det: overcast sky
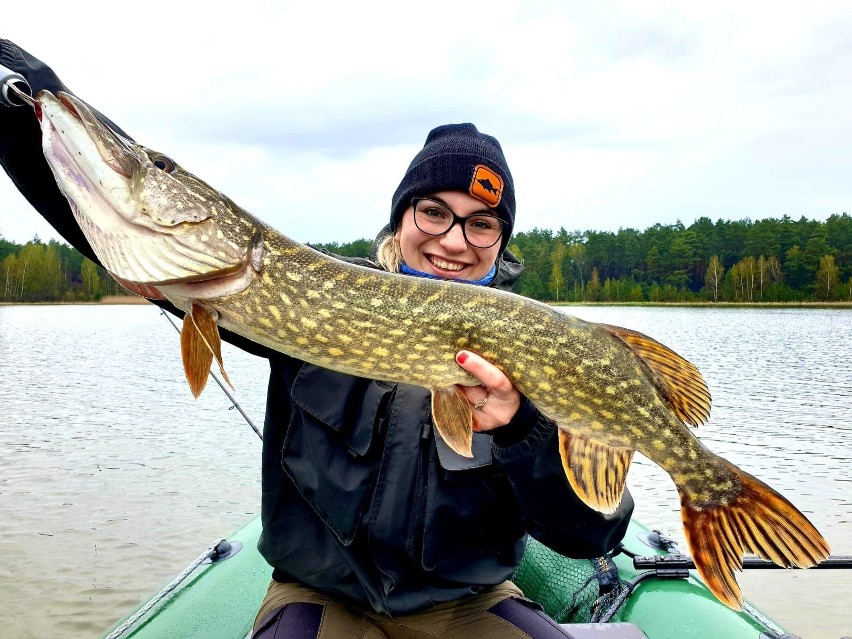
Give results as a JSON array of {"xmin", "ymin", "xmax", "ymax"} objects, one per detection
[{"xmin": 2, "ymin": 0, "xmax": 851, "ymax": 247}]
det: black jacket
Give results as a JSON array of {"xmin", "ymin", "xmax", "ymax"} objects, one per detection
[{"xmin": 0, "ymin": 40, "xmax": 633, "ymax": 616}]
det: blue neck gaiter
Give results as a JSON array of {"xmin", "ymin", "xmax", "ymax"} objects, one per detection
[{"xmin": 400, "ymin": 262, "xmax": 498, "ymax": 286}]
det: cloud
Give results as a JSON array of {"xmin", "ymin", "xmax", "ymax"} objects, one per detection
[{"xmin": 2, "ymin": 0, "xmax": 851, "ymax": 246}]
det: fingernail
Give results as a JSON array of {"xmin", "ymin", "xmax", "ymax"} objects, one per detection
[{"xmin": 456, "ymin": 352, "xmax": 468, "ymax": 365}]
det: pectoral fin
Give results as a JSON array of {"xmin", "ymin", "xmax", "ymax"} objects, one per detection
[
  {"xmin": 111, "ymin": 274, "xmax": 166, "ymax": 301},
  {"xmin": 431, "ymin": 386, "xmax": 474, "ymax": 458},
  {"xmin": 558, "ymin": 429, "xmax": 633, "ymax": 514},
  {"xmin": 181, "ymin": 310, "xmax": 213, "ymax": 397},
  {"xmin": 180, "ymin": 303, "xmax": 233, "ymax": 397},
  {"xmin": 599, "ymin": 323, "xmax": 712, "ymax": 426}
]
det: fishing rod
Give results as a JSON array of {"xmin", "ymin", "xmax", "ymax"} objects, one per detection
[
  {"xmin": 0, "ymin": 63, "xmax": 33, "ymax": 107},
  {"xmin": 159, "ymin": 309, "xmax": 263, "ymax": 441}
]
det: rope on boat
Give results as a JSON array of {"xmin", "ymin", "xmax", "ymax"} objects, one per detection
[
  {"xmin": 741, "ymin": 602, "xmax": 786, "ymax": 637},
  {"xmin": 103, "ymin": 539, "xmax": 227, "ymax": 639}
]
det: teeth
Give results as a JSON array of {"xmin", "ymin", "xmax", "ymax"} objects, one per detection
[{"xmin": 430, "ymin": 257, "xmax": 465, "ymax": 272}]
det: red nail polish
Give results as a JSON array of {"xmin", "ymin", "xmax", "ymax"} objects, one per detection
[{"xmin": 456, "ymin": 352, "xmax": 468, "ymax": 365}]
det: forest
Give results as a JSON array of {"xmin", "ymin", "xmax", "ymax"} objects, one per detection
[
  {"xmin": 0, "ymin": 237, "xmax": 123, "ymax": 302},
  {"xmin": 2, "ymin": 213, "xmax": 851, "ymax": 304},
  {"xmin": 319, "ymin": 213, "xmax": 852, "ymax": 303}
]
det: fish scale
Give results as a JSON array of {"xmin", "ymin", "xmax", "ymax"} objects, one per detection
[{"xmin": 33, "ymin": 88, "xmax": 830, "ymax": 612}]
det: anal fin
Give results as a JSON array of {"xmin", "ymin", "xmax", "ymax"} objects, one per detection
[
  {"xmin": 558, "ymin": 429, "xmax": 634, "ymax": 514},
  {"xmin": 431, "ymin": 386, "xmax": 474, "ymax": 458}
]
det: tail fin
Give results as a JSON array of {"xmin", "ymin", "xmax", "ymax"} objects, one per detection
[{"xmin": 680, "ymin": 461, "xmax": 830, "ymax": 610}]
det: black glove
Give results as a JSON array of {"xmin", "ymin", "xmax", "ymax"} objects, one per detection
[
  {"xmin": 0, "ymin": 39, "xmax": 105, "ymax": 261},
  {"xmin": 0, "ymin": 38, "xmax": 71, "ymax": 96}
]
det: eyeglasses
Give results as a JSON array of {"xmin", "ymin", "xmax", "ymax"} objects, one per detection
[{"xmin": 411, "ymin": 197, "xmax": 506, "ymax": 249}]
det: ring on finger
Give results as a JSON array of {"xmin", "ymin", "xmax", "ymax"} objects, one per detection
[{"xmin": 473, "ymin": 394, "xmax": 489, "ymax": 410}]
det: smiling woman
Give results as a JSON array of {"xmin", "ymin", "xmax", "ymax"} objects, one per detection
[
  {"xmin": 394, "ymin": 191, "xmax": 505, "ymax": 281},
  {"xmin": 374, "ymin": 123, "xmax": 517, "ymax": 285}
]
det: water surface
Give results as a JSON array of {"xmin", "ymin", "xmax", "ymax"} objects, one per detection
[{"xmin": 0, "ymin": 304, "xmax": 849, "ymax": 637}]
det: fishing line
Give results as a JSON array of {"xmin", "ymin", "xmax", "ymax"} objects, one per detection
[{"xmin": 158, "ymin": 309, "xmax": 262, "ymax": 441}]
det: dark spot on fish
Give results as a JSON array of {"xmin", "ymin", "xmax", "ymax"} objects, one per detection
[{"xmin": 477, "ymin": 178, "xmax": 500, "ymax": 195}]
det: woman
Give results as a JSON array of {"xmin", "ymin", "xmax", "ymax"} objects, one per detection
[{"xmin": 0, "ymin": 40, "xmax": 633, "ymax": 639}]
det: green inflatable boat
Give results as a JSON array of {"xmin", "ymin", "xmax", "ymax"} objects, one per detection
[{"xmin": 101, "ymin": 515, "xmax": 790, "ymax": 639}]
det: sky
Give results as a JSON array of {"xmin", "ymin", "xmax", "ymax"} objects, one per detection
[{"xmin": 1, "ymin": 0, "xmax": 851, "ymax": 247}]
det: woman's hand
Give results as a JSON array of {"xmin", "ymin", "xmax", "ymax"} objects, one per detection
[{"xmin": 455, "ymin": 350, "xmax": 522, "ymax": 432}]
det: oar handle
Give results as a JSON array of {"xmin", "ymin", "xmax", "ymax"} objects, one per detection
[
  {"xmin": 0, "ymin": 63, "xmax": 32, "ymax": 107},
  {"xmin": 634, "ymin": 554, "xmax": 852, "ymax": 570}
]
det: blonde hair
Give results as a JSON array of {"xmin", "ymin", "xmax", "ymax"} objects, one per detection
[{"xmin": 376, "ymin": 233, "xmax": 403, "ymax": 273}]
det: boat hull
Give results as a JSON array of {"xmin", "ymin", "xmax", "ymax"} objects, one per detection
[{"xmin": 103, "ymin": 516, "xmax": 784, "ymax": 638}]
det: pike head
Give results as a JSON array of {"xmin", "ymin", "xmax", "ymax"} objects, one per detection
[{"xmin": 35, "ymin": 90, "xmax": 262, "ymax": 292}]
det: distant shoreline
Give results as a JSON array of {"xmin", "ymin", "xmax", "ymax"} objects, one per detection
[
  {"xmin": 97, "ymin": 295, "xmax": 149, "ymax": 305},
  {"xmin": 552, "ymin": 300, "xmax": 852, "ymax": 309},
  {"xmin": 0, "ymin": 295, "xmax": 148, "ymax": 306}
]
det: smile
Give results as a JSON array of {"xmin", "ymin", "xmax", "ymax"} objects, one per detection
[{"xmin": 429, "ymin": 256, "xmax": 467, "ymax": 272}]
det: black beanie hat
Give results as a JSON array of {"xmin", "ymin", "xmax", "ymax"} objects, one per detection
[{"xmin": 390, "ymin": 123, "xmax": 516, "ymax": 251}]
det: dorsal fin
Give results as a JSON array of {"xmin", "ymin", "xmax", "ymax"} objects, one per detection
[
  {"xmin": 599, "ymin": 323, "xmax": 711, "ymax": 426},
  {"xmin": 558, "ymin": 430, "xmax": 633, "ymax": 514}
]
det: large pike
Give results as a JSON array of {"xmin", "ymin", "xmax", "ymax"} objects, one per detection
[{"xmin": 32, "ymin": 90, "xmax": 829, "ymax": 610}]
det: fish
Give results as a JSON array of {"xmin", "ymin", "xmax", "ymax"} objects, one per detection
[
  {"xmin": 476, "ymin": 177, "xmax": 500, "ymax": 196},
  {"xmin": 31, "ymin": 89, "xmax": 830, "ymax": 611}
]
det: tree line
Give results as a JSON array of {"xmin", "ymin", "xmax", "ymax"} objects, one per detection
[
  {"xmin": 3, "ymin": 213, "xmax": 851, "ymax": 303},
  {"xmin": 507, "ymin": 213, "xmax": 852, "ymax": 302},
  {"xmin": 0, "ymin": 237, "xmax": 123, "ymax": 302},
  {"xmin": 320, "ymin": 213, "xmax": 852, "ymax": 303}
]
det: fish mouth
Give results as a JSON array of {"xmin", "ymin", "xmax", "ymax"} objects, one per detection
[
  {"xmin": 39, "ymin": 91, "xmax": 139, "ymax": 177},
  {"xmin": 36, "ymin": 90, "xmax": 251, "ymax": 287}
]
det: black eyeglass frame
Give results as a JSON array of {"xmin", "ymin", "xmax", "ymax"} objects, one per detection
[{"xmin": 410, "ymin": 197, "xmax": 507, "ymax": 249}]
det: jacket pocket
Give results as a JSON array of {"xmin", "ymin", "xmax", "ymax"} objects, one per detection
[
  {"xmin": 421, "ymin": 456, "xmax": 526, "ymax": 574},
  {"xmin": 281, "ymin": 364, "xmax": 393, "ymax": 545}
]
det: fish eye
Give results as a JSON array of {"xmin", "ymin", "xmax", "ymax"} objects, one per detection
[{"xmin": 151, "ymin": 154, "xmax": 176, "ymax": 173}]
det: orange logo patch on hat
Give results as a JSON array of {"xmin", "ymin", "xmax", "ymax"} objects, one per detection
[{"xmin": 469, "ymin": 165, "xmax": 503, "ymax": 208}]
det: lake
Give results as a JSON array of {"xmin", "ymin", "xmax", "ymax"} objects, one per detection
[{"xmin": 0, "ymin": 304, "xmax": 849, "ymax": 638}]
